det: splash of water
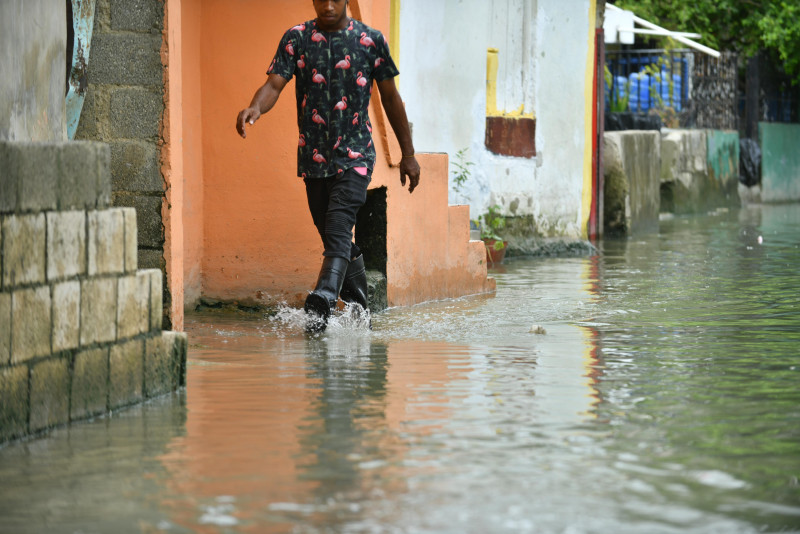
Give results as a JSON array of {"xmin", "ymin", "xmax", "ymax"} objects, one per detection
[
  {"xmin": 266, "ymin": 302, "xmax": 372, "ymax": 338},
  {"xmin": 328, "ymin": 302, "xmax": 372, "ymax": 332}
]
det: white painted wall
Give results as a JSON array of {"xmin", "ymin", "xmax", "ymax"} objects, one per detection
[{"xmin": 398, "ymin": 0, "xmax": 593, "ymax": 237}]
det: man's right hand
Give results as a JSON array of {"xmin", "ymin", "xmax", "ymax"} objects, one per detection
[
  {"xmin": 400, "ymin": 156, "xmax": 421, "ymax": 193},
  {"xmin": 236, "ymin": 75, "xmax": 288, "ymax": 139},
  {"xmin": 236, "ymin": 107, "xmax": 261, "ymax": 139}
]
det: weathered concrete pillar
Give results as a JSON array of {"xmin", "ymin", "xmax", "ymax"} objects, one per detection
[
  {"xmin": 0, "ymin": 1, "xmax": 67, "ymax": 141},
  {"xmin": 706, "ymin": 129, "xmax": 740, "ymax": 205},
  {"xmin": 660, "ymin": 129, "xmax": 740, "ymax": 213},
  {"xmin": 660, "ymin": 129, "xmax": 707, "ymax": 214},
  {"xmin": 603, "ymin": 131, "xmax": 660, "ymax": 236}
]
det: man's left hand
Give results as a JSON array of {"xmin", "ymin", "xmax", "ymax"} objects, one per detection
[{"xmin": 400, "ymin": 156, "xmax": 420, "ymax": 193}]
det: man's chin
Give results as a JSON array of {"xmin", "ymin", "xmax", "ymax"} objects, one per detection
[{"xmin": 318, "ymin": 14, "xmax": 344, "ymax": 29}]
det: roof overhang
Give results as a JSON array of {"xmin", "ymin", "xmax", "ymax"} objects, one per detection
[{"xmin": 604, "ymin": 3, "xmax": 720, "ymax": 58}]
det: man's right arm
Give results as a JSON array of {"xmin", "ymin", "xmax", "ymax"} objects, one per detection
[{"xmin": 236, "ymin": 74, "xmax": 290, "ymax": 139}]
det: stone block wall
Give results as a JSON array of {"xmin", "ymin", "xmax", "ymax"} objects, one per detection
[
  {"xmin": 74, "ymin": 0, "xmax": 172, "ymax": 328},
  {"xmin": 0, "ymin": 141, "xmax": 186, "ymax": 444},
  {"xmin": 660, "ymin": 129, "xmax": 707, "ymax": 214}
]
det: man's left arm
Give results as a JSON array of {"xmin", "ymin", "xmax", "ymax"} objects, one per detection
[{"xmin": 377, "ymin": 78, "xmax": 420, "ymax": 193}]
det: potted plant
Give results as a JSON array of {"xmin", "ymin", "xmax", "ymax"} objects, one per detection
[{"xmin": 475, "ymin": 204, "xmax": 507, "ymax": 265}]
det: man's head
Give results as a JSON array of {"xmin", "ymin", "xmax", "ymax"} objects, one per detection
[{"xmin": 312, "ymin": 0, "xmax": 349, "ymax": 31}]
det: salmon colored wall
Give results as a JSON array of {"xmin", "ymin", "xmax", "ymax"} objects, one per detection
[
  {"xmin": 182, "ymin": 0, "xmax": 493, "ymax": 309},
  {"xmin": 163, "ymin": 0, "xmax": 185, "ymax": 330},
  {"xmin": 382, "ymin": 155, "xmax": 493, "ymax": 306},
  {"xmin": 181, "ymin": 1, "xmax": 204, "ymax": 309},
  {"xmin": 200, "ymin": 0, "xmax": 322, "ymax": 307}
]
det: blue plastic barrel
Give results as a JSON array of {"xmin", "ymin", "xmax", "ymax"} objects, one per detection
[
  {"xmin": 656, "ymin": 68, "xmax": 682, "ymax": 111},
  {"xmin": 628, "ymin": 72, "xmax": 651, "ymax": 113}
]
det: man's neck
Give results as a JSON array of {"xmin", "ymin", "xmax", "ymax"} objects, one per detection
[{"xmin": 317, "ymin": 15, "xmax": 349, "ymax": 32}]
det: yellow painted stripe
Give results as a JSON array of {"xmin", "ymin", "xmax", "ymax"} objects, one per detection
[
  {"xmin": 390, "ymin": 0, "xmax": 400, "ymax": 83},
  {"xmin": 486, "ymin": 48, "xmax": 534, "ymax": 119},
  {"xmin": 486, "ymin": 48, "xmax": 499, "ymax": 116},
  {"xmin": 580, "ymin": 0, "xmax": 597, "ymax": 239}
]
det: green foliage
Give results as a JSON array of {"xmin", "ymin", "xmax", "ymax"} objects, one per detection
[
  {"xmin": 611, "ymin": 0, "xmax": 800, "ymax": 84},
  {"xmin": 758, "ymin": 1, "xmax": 800, "ymax": 83},
  {"xmin": 473, "ymin": 204, "xmax": 506, "ymax": 250},
  {"xmin": 450, "ymin": 147, "xmax": 474, "ymax": 194}
]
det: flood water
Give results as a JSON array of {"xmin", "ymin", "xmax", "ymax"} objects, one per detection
[{"xmin": 1, "ymin": 204, "xmax": 799, "ymax": 533}]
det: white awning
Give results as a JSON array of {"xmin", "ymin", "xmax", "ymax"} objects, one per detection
[{"xmin": 604, "ymin": 3, "xmax": 720, "ymax": 58}]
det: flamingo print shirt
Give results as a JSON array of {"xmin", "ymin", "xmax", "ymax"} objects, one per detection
[{"xmin": 268, "ymin": 18, "xmax": 399, "ymax": 178}]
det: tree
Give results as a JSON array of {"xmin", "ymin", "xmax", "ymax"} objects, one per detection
[{"xmin": 611, "ymin": 0, "xmax": 800, "ymax": 84}]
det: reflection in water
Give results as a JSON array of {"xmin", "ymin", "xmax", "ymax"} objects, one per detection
[
  {"xmin": 0, "ymin": 395, "xmax": 187, "ymax": 533},
  {"xmin": 293, "ymin": 337, "xmax": 393, "ymax": 527},
  {"xmin": 578, "ymin": 255, "xmax": 605, "ymax": 416},
  {"xmin": 0, "ymin": 204, "xmax": 798, "ymax": 533}
]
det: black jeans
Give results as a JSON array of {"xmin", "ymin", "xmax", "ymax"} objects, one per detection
[{"xmin": 304, "ymin": 168, "xmax": 371, "ymax": 260}]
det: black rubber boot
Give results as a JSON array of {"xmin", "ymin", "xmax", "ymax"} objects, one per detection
[
  {"xmin": 340, "ymin": 254, "xmax": 371, "ymax": 329},
  {"xmin": 304, "ymin": 256, "xmax": 349, "ymax": 333},
  {"xmin": 340, "ymin": 254, "xmax": 369, "ymax": 311}
]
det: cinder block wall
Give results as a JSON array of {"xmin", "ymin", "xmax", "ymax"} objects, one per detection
[
  {"xmin": 0, "ymin": 141, "xmax": 186, "ymax": 444},
  {"xmin": 74, "ymin": 0, "xmax": 172, "ymax": 327}
]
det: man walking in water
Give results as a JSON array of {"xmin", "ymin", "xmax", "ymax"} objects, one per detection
[{"xmin": 236, "ymin": 0, "xmax": 419, "ymax": 332}]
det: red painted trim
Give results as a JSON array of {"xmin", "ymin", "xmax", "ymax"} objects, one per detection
[
  {"xmin": 588, "ymin": 28, "xmax": 601, "ymax": 240},
  {"xmin": 484, "ymin": 116, "xmax": 536, "ymax": 158},
  {"xmin": 596, "ymin": 30, "xmax": 605, "ymax": 239}
]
